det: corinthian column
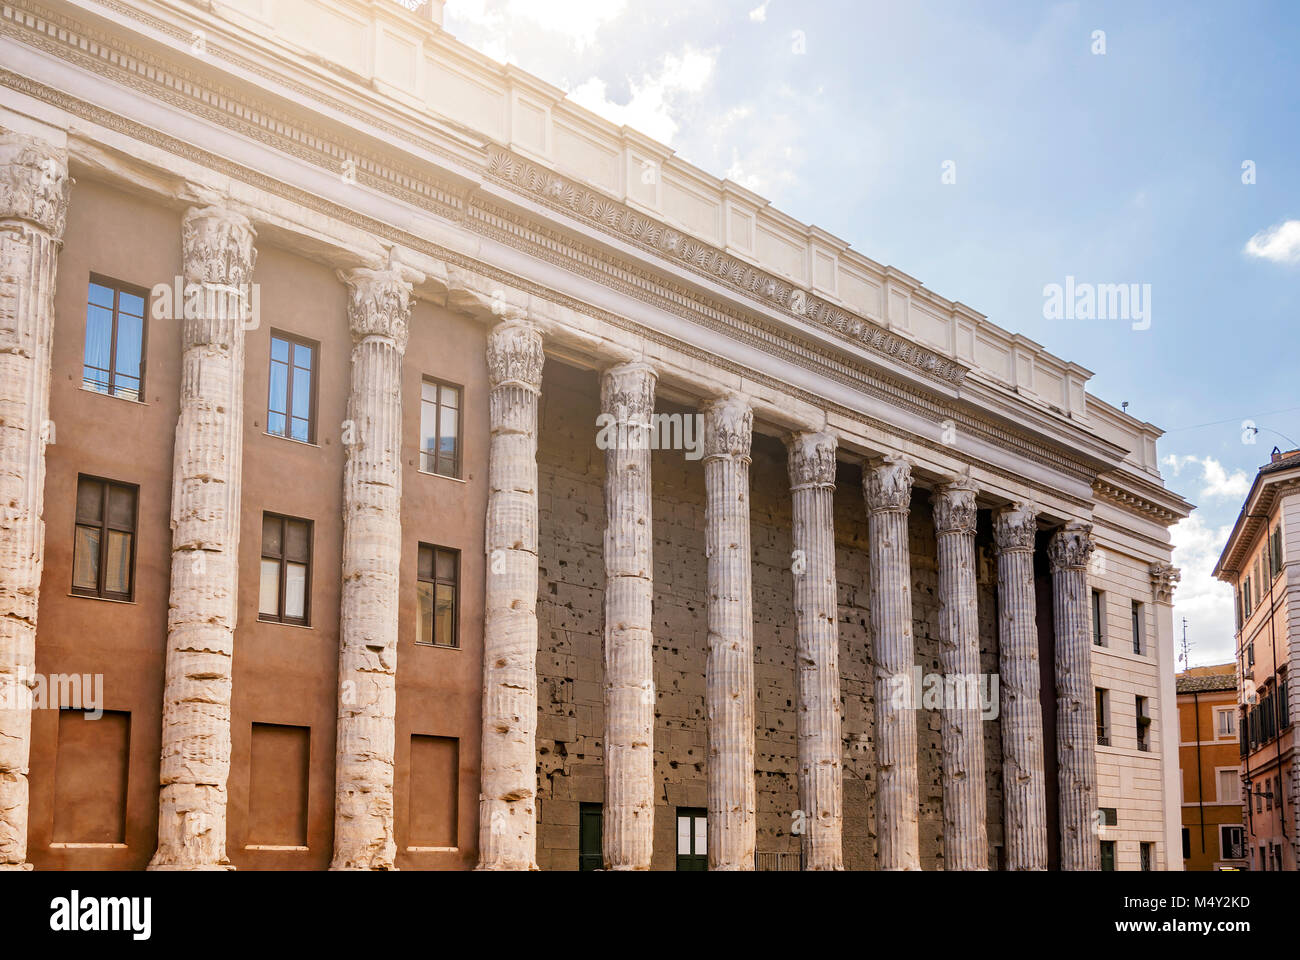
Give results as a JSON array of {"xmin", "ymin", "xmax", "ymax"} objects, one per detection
[
  {"xmin": 992, "ymin": 500, "xmax": 1048, "ymax": 871},
  {"xmin": 600, "ymin": 362, "xmax": 656, "ymax": 870},
  {"xmin": 0, "ymin": 133, "xmax": 70, "ymax": 870},
  {"xmin": 787, "ymin": 431, "xmax": 843, "ymax": 870},
  {"xmin": 1049, "ymin": 521, "xmax": 1100, "ymax": 871},
  {"xmin": 864, "ymin": 456, "xmax": 919, "ymax": 870},
  {"xmin": 330, "ymin": 268, "xmax": 414, "ymax": 870},
  {"xmin": 477, "ymin": 317, "xmax": 544, "ymax": 871},
  {"xmin": 702, "ymin": 395, "xmax": 755, "ymax": 870},
  {"xmin": 152, "ymin": 207, "xmax": 256, "ymax": 870},
  {"xmin": 931, "ymin": 476, "xmax": 988, "ymax": 870}
]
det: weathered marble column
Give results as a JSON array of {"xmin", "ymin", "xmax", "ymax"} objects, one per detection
[
  {"xmin": 992, "ymin": 500, "xmax": 1048, "ymax": 871},
  {"xmin": 864, "ymin": 456, "xmax": 919, "ymax": 870},
  {"xmin": 477, "ymin": 317, "xmax": 544, "ymax": 871},
  {"xmin": 0, "ymin": 133, "xmax": 70, "ymax": 870},
  {"xmin": 703, "ymin": 395, "xmax": 755, "ymax": 870},
  {"xmin": 1049, "ymin": 521, "xmax": 1100, "ymax": 871},
  {"xmin": 788, "ymin": 431, "xmax": 843, "ymax": 870},
  {"xmin": 152, "ymin": 206, "xmax": 256, "ymax": 870},
  {"xmin": 330, "ymin": 268, "xmax": 413, "ymax": 870},
  {"xmin": 600, "ymin": 361, "xmax": 656, "ymax": 870},
  {"xmin": 931, "ymin": 476, "xmax": 989, "ymax": 870}
]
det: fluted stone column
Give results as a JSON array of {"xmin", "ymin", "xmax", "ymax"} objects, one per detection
[
  {"xmin": 703, "ymin": 395, "xmax": 755, "ymax": 870},
  {"xmin": 152, "ymin": 207, "xmax": 256, "ymax": 870},
  {"xmin": 0, "ymin": 134, "xmax": 70, "ymax": 870},
  {"xmin": 864, "ymin": 456, "xmax": 919, "ymax": 870},
  {"xmin": 788, "ymin": 431, "xmax": 843, "ymax": 870},
  {"xmin": 931, "ymin": 477, "xmax": 989, "ymax": 870},
  {"xmin": 330, "ymin": 268, "xmax": 414, "ymax": 870},
  {"xmin": 992, "ymin": 500, "xmax": 1048, "ymax": 871},
  {"xmin": 600, "ymin": 362, "xmax": 656, "ymax": 870},
  {"xmin": 1049, "ymin": 521, "xmax": 1100, "ymax": 871},
  {"xmin": 477, "ymin": 317, "xmax": 544, "ymax": 871}
]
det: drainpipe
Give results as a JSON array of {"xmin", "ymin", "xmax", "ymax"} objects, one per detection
[{"xmin": 1193, "ymin": 688, "xmax": 1206, "ymax": 858}]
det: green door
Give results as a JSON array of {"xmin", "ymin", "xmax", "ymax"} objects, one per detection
[
  {"xmin": 676, "ymin": 808, "xmax": 707, "ymax": 871},
  {"xmin": 579, "ymin": 803, "xmax": 602, "ymax": 871}
]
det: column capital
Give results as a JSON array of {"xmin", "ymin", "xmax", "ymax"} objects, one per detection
[
  {"xmin": 787, "ymin": 431, "xmax": 837, "ymax": 490},
  {"xmin": 181, "ymin": 206, "xmax": 256, "ymax": 286},
  {"xmin": 931, "ymin": 475, "xmax": 979, "ymax": 536},
  {"xmin": 993, "ymin": 500, "xmax": 1038, "ymax": 553},
  {"xmin": 0, "ymin": 133, "xmax": 71, "ymax": 240},
  {"xmin": 339, "ymin": 267, "xmax": 414, "ymax": 352},
  {"xmin": 600, "ymin": 361, "xmax": 657, "ymax": 420},
  {"xmin": 1150, "ymin": 561, "xmax": 1181, "ymax": 604},
  {"xmin": 863, "ymin": 455, "xmax": 913, "ymax": 515},
  {"xmin": 487, "ymin": 319, "xmax": 544, "ymax": 391},
  {"xmin": 1048, "ymin": 521, "xmax": 1095, "ymax": 572},
  {"xmin": 702, "ymin": 394, "xmax": 752, "ymax": 462}
]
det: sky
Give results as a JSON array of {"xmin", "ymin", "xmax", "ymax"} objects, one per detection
[{"xmin": 440, "ymin": 0, "xmax": 1300, "ymax": 668}]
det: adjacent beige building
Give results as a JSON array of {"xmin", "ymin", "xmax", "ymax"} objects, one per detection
[{"xmin": 0, "ymin": 0, "xmax": 1192, "ymax": 870}]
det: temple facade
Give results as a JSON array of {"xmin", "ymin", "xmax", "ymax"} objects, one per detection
[{"xmin": 0, "ymin": 0, "xmax": 1190, "ymax": 871}]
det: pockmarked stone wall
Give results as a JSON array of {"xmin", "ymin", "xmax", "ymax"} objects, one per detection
[{"xmin": 534, "ymin": 360, "xmax": 1004, "ymax": 869}]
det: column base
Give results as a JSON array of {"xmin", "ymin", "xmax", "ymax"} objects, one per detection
[{"xmin": 0, "ymin": 863, "xmax": 33, "ymax": 871}]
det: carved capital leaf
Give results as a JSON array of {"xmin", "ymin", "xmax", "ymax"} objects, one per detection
[
  {"xmin": 863, "ymin": 455, "xmax": 913, "ymax": 514},
  {"xmin": 0, "ymin": 133, "xmax": 72, "ymax": 240},
  {"xmin": 600, "ymin": 362, "xmax": 657, "ymax": 422},
  {"xmin": 702, "ymin": 395, "xmax": 752, "ymax": 461},
  {"xmin": 1048, "ymin": 521, "xmax": 1095, "ymax": 571},
  {"xmin": 341, "ymin": 267, "xmax": 413, "ymax": 352},
  {"xmin": 487, "ymin": 319, "xmax": 544, "ymax": 390},
  {"xmin": 932, "ymin": 476, "xmax": 978, "ymax": 536},
  {"xmin": 993, "ymin": 500, "xmax": 1038, "ymax": 553},
  {"xmin": 1150, "ymin": 561, "xmax": 1181, "ymax": 604},
  {"xmin": 787, "ymin": 431, "xmax": 837, "ymax": 489},
  {"xmin": 182, "ymin": 206, "xmax": 256, "ymax": 287}
]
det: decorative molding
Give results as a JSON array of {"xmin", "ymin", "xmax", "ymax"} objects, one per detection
[
  {"xmin": 787, "ymin": 431, "xmax": 837, "ymax": 490},
  {"xmin": 1149, "ymin": 561, "xmax": 1180, "ymax": 604},
  {"xmin": 1092, "ymin": 476, "xmax": 1183, "ymax": 527}
]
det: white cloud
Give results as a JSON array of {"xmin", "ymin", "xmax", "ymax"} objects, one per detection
[
  {"xmin": 749, "ymin": 2, "xmax": 770, "ymax": 23},
  {"xmin": 1160, "ymin": 454, "xmax": 1249, "ymax": 501},
  {"xmin": 1244, "ymin": 219, "xmax": 1300, "ymax": 264},
  {"xmin": 568, "ymin": 46, "xmax": 717, "ymax": 144},
  {"xmin": 1169, "ymin": 512, "xmax": 1237, "ymax": 667},
  {"xmin": 445, "ymin": 0, "xmax": 627, "ymax": 53}
]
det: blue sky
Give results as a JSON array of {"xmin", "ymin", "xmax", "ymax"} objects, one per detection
[{"xmin": 442, "ymin": 0, "xmax": 1300, "ymax": 666}]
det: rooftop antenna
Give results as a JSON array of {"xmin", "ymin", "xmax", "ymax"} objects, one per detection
[
  {"xmin": 1177, "ymin": 618, "xmax": 1193, "ymax": 671},
  {"xmin": 1122, "ymin": 401, "xmax": 1129, "ymax": 413}
]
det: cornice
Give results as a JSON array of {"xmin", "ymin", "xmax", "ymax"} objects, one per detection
[
  {"xmin": 0, "ymin": 2, "xmax": 1125, "ymax": 507},
  {"xmin": 1214, "ymin": 472, "xmax": 1300, "ymax": 579},
  {"xmin": 1091, "ymin": 476, "xmax": 1186, "ymax": 528}
]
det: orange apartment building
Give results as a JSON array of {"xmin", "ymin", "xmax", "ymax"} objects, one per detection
[
  {"xmin": 1177, "ymin": 666, "xmax": 1246, "ymax": 870},
  {"xmin": 1214, "ymin": 448, "xmax": 1300, "ymax": 872}
]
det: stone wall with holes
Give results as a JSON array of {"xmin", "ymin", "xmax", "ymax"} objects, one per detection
[{"xmin": 533, "ymin": 358, "xmax": 1004, "ymax": 870}]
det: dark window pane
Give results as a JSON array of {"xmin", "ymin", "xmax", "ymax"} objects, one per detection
[
  {"xmin": 88, "ymin": 282, "xmax": 115, "ymax": 309},
  {"xmin": 438, "ymin": 455, "xmax": 455, "ymax": 478},
  {"xmin": 76, "ymin": 479, "xmax": 103, "ymax": 523},
  {"xmin": 271, "ymin": 337, "xmax": 289, "ymax": 363},
  {"xmin": 72, "ymin": 525, "xmax": 100, "ymax": 590},
  {"xmin": 417, "ymin": 581, "xmax": 434, "ymax": 643},
  {"xmin": 417, "ymin": 544, "xmax": 434, "ymax": 581},
  {"xmin": 285, "ymin": 520, "xmax": 309, "ymax": 561},
  {"xmin": 104, "ymin": 530, "xmax": 132, "ymax": 595},
  {"xmin": 262, "ymin": 515, "xmax": 282, "ymax": 557},
  {"xmin": 435, "ymin": 583, "xmax": 455, "ymax": 646},
  {"xmin": 435, "ymin": 549, "xmax": 456, "ymax": 581},
  {"xmin": 107, "ymin": 485, "xmax": 135, "ymax": 527}
]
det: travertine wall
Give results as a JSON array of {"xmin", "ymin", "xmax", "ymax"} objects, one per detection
[{"xmin": 534, "ymin": 360, "xmax": 1004, "ymax": 869}]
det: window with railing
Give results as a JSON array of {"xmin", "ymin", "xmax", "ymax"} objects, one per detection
[
  {"xmin": 1096, "ymin": 688, "xmax": 1109, "ymax": 746},
  {"xmin": 1135, "ymin": 695, "xmax": 1150, "ymax": 752}
]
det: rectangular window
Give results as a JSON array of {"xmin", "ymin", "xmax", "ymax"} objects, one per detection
[
  {"xmin": 1139, "ymin": 842, "xmax": 1153, "ymax": 871},
  {"xmin": 416, "ymin": 544, "xmax": 459, "ymax": 647},
  {"xmin": 1181, "ymin": 828, "xmax": 1190, "ymax": 860},
  {"xmin": 1096, "ymin": 688, "xmax": 1109, "ymax": 746},
  {"xmin": 1280, "ymin": 676, "xmax": 1290, "ymax": 728},
  {"xmin": 1135, "ymin": 695, "xmax": 1149, "ymax": 751},
  {"xmin": 1215, "ymin": 707, "xmax": 1236, "ymax": 738},
  {"xmin": 1098, "ymin": 807, "xmax": 1118, "ymax": 826},
  {"xmin": 1100, "ymin": 840, "xmax": 1116, "ymax": 871},
  {"xmin": 83, "ymin": 276, "xmax": 146, "ymax": 401},
  {"xmin": 1243, "ymin": 579, "xmax": 1252, "ymax": 618},
  {"xmin": 1221, "ymin": 825, "xmax": 1244, "ymax": 860},
  {"xmin": 267, "ymin": 333, "xmax": 317, "ymax": 443},
  {"xmin": 1217, "ymin": 769, "xmax": 1238, "ymax": 803},
  {"xmin": 1271, "ymin": 526, "xmax": 1284, "ymax": 578},
  {"xmin": 419, "ymin": 379, "xmax": 462, "ymax": 479},
  {"xmin": 1131, "ymin": 600, "xmax": 1144, "ymax": 655},
  {"xmin": 579, "ymin": 803, "xmax": 602, "ymax": 872},
  {"xmin": 259, "ymin": 513, "xmax": 312, "ymax": 624},
  {"xmin": 676, "ymin": 807, "xmax": 707, "ymax": 871},
  {"xmin": 1091, "ymin": 590, "xmax": 1104, "ymax": 646},
  {"xmin": 1247, "ymin": 642, "xmax": 1255, "ymax": 667},
  {"xmin": 72, "ymin": 475, "xmax": 137, "ymax": 601}
]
